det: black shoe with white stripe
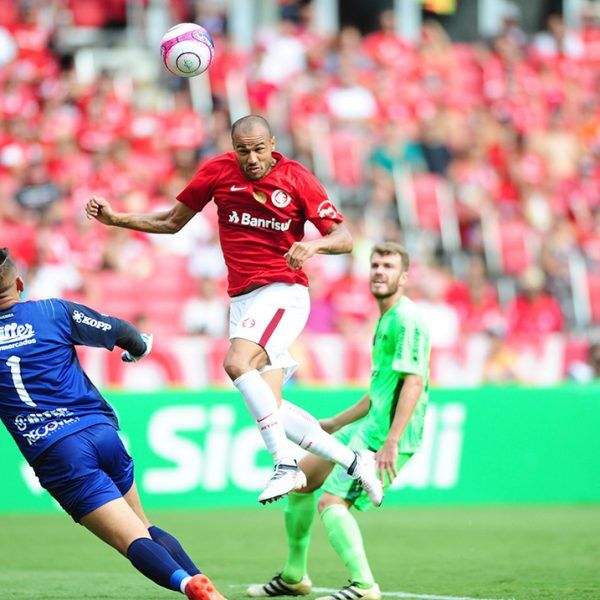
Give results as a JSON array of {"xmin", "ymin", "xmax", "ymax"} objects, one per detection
[
  {"xmin": 246, "ymin": 574, "xmax": 312, "ymax": 597},
  {"xmin": 315, "ymin": 582, "xmax": 381, "ymax": 600}
]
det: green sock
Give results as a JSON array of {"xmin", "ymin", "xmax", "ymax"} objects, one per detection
[
  {"xmin": 281, "ymin": 492, "xmax": 317, "ymax": 583},
  {"xmin": 320, "ymin": 504, "xmax": 375, "ymax": 588}
]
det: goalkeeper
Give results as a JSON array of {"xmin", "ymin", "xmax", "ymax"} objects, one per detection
[
  {"xmin": 0, "ymin": 248, "xmax": 223, "ymax": 600},
  {"xmin": 248, "ymin": 242, "xmax": 431, "ymax": 600}
]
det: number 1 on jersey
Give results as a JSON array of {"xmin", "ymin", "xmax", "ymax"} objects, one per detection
[{"xmin": 6, "ymin": 355, "xmax": 37, "ymax": 407}]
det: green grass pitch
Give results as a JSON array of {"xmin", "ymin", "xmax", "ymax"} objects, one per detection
[{"xmin": 0, "ymin": 506, "xmax": 598, "ymax": 600}]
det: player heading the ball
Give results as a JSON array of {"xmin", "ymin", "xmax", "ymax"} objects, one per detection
[{"xmin": 85, "ymin": 114, "xmax": 383, "ymax": 507}]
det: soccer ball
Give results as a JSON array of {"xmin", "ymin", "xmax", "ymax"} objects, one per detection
[{"xmin": 160, "ymin": 23, "xmax": 215, "ymax": 78}]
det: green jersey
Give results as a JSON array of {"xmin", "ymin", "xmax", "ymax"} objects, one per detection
[{"xmin": 362, "ymin": 295, "xmax": 431, "ymax": 453}]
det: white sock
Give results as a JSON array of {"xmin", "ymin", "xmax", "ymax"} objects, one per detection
[
  {"xmin": 280, "ymin": 400, "xmax": 355, "ymax": 470},
  {"xmin": 180, "ymin": 576, "xmax": 192, "ymax": 594},
  {"xmin": 233, "ymin": 370, "xmax": 290, "ymax": 462}
]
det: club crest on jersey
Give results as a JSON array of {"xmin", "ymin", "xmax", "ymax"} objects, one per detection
[
  {"xmin": 242, "ymin": 318, "xmax": 255, "ymax": 328},
  {"xmin": 271, "ymin": 189, "xmax": 291, "ymax": 208},
  {"xmin": 317, "ymin": 200, "xmax": 338, "ymax": 219}
]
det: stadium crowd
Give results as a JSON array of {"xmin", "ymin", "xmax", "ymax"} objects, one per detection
[{"xmin": 1, "ymin": 1, "xmax": 599, "ymax": 383}]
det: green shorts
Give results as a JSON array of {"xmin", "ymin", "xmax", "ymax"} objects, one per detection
[{"xmin": 321, "ymin": 422, "xmax": 413, "ymax": 512}]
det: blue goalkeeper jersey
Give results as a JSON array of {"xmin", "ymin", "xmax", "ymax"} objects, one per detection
[{"xmin": 0, "ymin": 299, "xmax": 124, "ymax": 464}]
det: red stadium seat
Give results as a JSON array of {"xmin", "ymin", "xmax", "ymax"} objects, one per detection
[
  {"xmin": 411, "ymin": 172, "xmax": 444, "ymax": 231},
  {"xmin": 1, "ymin": 222, "xmax": 37, "ymax": 266},
  {"xmin": 329, "ymin": 129, "xmax": 369, "ymax": 187},
  {"xmin": 205, "ymin": 337, "xmax": 233, "ymax": 384},
  {"xmin": 498, "ymin": 218, "xmax": 533, "ymax": 276},
  {"xmin": 97, "ymin": 271, "xmax": 140, "ymax": 302},
  {"xmin": 100, "ymin": 298, "xmax": 142, "ymax": 322},
  {"xmin": 144, "ymin": 298, "xmax": 187, "ymax": 335},
  {"xmin": 68, "ymin": 0, "xmax": 109, "ymax": 27},
  {"xmin": 67, "ymin": 0, "xmax": 126, "ymax": 27},
  {"xmin": 143, "ymin": 254, "xmax": 197, "ymax": 297},
  {"xmin": 0, "ymin": 0, "xmax": 18, "ymax": 26},
  {"xmin": 563, "ymin": 336, "xmax": 591, "ymax": 372},
  {"xmin": 61, "ymin": 290, "xmax": 90, "ymax": 305}
]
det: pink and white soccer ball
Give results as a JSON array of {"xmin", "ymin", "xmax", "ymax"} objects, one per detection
[{"xmin": 160, "ymin": 23, "xmax": 215, "ymax": 78}]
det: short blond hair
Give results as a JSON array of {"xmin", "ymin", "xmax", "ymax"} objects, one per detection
[{"xmin": 370, "ymin": 242, "xmax": 410, "ymax": 272}]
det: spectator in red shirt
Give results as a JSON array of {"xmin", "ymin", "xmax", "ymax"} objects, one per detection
[
  {"xmin": 327, "ymin": 257, "xmax": 376, "ymax": 336},
  {"xmin": 445, "ymin": 255, "xmax": 503, "ymax": 333},
  {"xmin": 362, "ymin": 9, "xmax": 413, "ymax": 69},
  {"xmin": 507, "ymin": 267, "xmax": 564, "ymax": 336},
  {"xmin": 9, "ymin": 5, "xmax": 52, "ymax": 63}
]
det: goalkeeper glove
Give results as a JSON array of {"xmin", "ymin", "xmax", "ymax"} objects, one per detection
[{"xmin": 121, "ymin": 333, "xmax": 153, "ymax": 363}]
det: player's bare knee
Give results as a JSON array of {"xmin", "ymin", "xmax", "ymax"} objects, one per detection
[
  {"xmin": 223, "ymin": 352, "xmax": 252, "ymax": 380},
  {"xmin": 317, "ymin": 496, "xmax": 333, "ymax": 513},
  {"xmin": 301, "ymin": 478, "xmax": 324, "ymax": 494},
  {"xmin": 318, "ymin": 493, "xmax": 346, "ymax": 514},
  {"xmin": 224, "ymin": 344, "xmax": 268, "ymax": 380}
]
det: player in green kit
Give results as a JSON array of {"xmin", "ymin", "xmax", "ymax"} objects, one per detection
[{"xmin": 247, "ymin": 242, "xmax": 431, "ymax": 600}]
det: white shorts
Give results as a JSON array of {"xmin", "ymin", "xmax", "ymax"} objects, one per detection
[{"xmin": 229, "ymin": 283, "xmax": 310, "ymax": 382}]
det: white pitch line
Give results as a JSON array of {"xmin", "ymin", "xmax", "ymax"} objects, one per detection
[
  {"xmin": 302, "ymin": 588, "xmax": 512, "ymax": 600},
  {"xmin": 233, "ymin": 584, "xmax": 515, "ymax": 600}
]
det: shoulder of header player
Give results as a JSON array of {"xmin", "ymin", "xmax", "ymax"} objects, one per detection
[
  {"xmin": 277, "ymin": 158, "xmax": 327, "ymax": 199},
  {"xmin": 195, "ymin": 152, "xmax": 238, "ymax": 176},
  {"xmin": 280, "ymin": 157, "xmax": 314, "ymax": 178}
]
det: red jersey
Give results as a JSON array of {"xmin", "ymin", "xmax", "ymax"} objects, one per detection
[
  {"xmin": 507, "ymin": 295, "xmax": 564, "ymax": 336},
  {"xmin": 176, "ymin": 152, "xmax": 344, "ymax": 296}
]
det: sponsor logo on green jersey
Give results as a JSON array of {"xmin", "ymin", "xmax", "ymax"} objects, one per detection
[
  {"xmin": 412, "ymin": 327, "xmax": 421, "ymax": 362},
  {"xmin": 396, "ymin": 324, "xmax": 406, "ymax": 357}
]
